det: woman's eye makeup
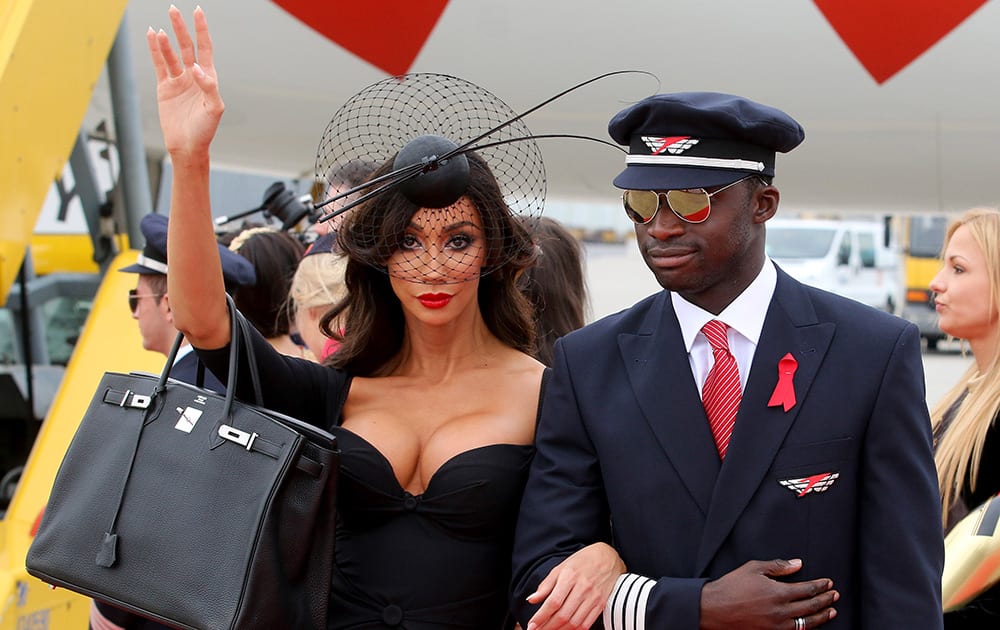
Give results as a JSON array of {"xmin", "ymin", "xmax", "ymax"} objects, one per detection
[
  {"xmin": 399, "ymin": 230, "xmax": 476, "ymax": 252},
  {"xmin": 446, "ymin": 233, "xmax": 473, "ymax": 250}
]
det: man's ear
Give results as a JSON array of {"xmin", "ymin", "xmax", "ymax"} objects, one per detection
[
  {"xmin": 161, "ymin": 293, "xmax": 173, "ymax": 322},
  {"xmin": 753, "ymin": 185, "xmax": 780, "ymax": 224}
]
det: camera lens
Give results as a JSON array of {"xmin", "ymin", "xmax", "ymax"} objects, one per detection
[{"xmin": 262, "ymin": 182, "xmax": 313, "ymax": 231}]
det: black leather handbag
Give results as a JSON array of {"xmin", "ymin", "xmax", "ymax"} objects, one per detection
[{"xmin": 26, "ymin": 297, "xmax": 338, "ymax": 630}]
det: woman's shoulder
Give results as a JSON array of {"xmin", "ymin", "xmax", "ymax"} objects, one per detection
[
  {"xmin": 494, "ymin": 351, "xmax": 547, "ymax": 428},
  {"xmin": 496, "ymin": 347, "xmax": 546, "ymax": 387}
]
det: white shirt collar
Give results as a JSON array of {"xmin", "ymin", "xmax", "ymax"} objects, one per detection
[
  {"xmin": 671, "ymin": 258, "xmax": 777, "ymax": 352},
  {"xmin": 172, "ymin": 341, "xmax": 195, "ymax": 366}
]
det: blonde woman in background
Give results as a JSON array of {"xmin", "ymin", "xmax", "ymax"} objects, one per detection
[
  {"xmin": 930, "ymin": 206, "xmax": 1000, "ymax": 627},
  {"xmin": 289, "ymin": 232, "xmax": 347, "ymax": 361}
]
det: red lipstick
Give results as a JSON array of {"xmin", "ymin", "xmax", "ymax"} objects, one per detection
[{"xmin": 418, "ymin": 293, "xmax": 453, "ymax": 309}]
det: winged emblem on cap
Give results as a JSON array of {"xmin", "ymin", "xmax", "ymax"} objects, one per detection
[
  {"xmin": 642, "ymin": 136, "xmax": 700, "ymax": 155},
  {"xmin": 779, "ymin": 472, "xmax": 840, "ymax": 497}
]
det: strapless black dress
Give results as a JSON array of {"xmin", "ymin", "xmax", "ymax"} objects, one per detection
[
  {"xmin": 197, "ymin": 333, "xmax": 540, "ymax": 629},
  {"xmin": 328, "ymin": 429, "xmax": 533, "ymax": 629}
]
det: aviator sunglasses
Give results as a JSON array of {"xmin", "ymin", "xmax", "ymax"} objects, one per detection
[
  {"xmin": 128, "ymin": 289, "xmax": 164, "ymax": 313},
  {"xmin": 622, "ymin": 175, "xmax": 756, "ymax": 225}
]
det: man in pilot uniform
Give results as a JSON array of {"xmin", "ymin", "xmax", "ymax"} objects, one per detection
[{"xmin": 511, "ymin": 93, "xmax": 943, "ymax": 629}]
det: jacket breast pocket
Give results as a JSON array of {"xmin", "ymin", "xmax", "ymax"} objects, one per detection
[{"xmin": 771, "ymin": 437, "xmax": 855, "ymax": 477}]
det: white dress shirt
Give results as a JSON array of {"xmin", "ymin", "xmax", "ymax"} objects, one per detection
[{"xmin": 672, "ymin": 258, "xmax": 777, "ymax": 395}]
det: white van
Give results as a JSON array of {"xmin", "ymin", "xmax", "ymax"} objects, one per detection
[{"xmin": 765, "ymin": 218, "xmax": 901, "ymax": 313}]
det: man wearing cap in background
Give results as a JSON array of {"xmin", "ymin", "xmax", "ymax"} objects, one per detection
[
  {"xmin": 119, "ymin": 212, "xmax": 255, "ymax": 390},
  {"xmin": 93, "ymin": 212, "xmax": 256, "ymax": 629},
  {"xmin": 511, "ymin": 93, "xmax": 942, "ymax": 630}
]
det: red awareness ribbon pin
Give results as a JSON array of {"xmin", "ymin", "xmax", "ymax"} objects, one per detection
[{"xmin": 767, "ymin": 352, "xmax": 798, "ymax": 412}]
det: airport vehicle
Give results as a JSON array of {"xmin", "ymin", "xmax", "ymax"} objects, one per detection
[
  {"xmin": 899, "ymin": 215, "xmax": 950, "ymax": 349},
  {"xmin": 766, "ymin": 218, "xmax": 901, "ymax": 313}
]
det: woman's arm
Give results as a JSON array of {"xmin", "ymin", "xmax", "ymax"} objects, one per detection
[
  {"xmin": 147, "ymin": 6, "xmax": 229, "ymax": 348},
  {"xmin": 524, "ymin": 542, "xmax": 626, "ymax": 630}
]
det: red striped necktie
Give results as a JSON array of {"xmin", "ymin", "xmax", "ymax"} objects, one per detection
[{"xmin": 701, "ymin": 320, "xmax": 741, "ymax": 459}]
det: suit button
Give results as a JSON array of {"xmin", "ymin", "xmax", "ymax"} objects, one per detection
[
  {"xmin": 382, "ymin": 604, "xmax": 404, "ymax": 625},
  {"xmin": 403, "ymin": 493, "xmax": 419, "ymax": 511}
]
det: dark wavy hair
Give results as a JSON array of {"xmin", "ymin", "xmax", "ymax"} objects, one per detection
[
  {"xmin": 322, "ymin": 151, "xmax": 537, "ymax": 376},
  {"xmin": 230, "ymin": 229, "xmax": 305, "ymax": 338},
  {"xmin": 519, "ymin": 217, "xmax": 588, "ymax": 366}
]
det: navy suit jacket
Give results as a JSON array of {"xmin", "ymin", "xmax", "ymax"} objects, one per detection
[
  {"xmin": 512, "ymin": 267, "xmax": 943, "ymax": 629},
  {"xmin": 169, "ymin": 351, "xmax": 225, "ymax": 394}
]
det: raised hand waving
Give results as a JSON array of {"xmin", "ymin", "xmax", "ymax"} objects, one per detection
[{"xmin": 146, "ymin": 5, "xmax": 224, "ymax": 160}]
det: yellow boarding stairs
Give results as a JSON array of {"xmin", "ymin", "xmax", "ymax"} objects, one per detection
[
  {"xmin": 0, "ymin": 1, "xmax": 164, "ymax": 627},
  {"xmin": 0, "ymin": 0, "xmax": 126, "ymax": 298}
]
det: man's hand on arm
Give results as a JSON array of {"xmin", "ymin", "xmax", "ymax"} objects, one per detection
[{"xmin": 700, "ymin": 559, "xmax": 838, "ymax": 630}]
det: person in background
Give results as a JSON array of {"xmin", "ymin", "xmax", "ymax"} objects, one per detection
[
  {"xmin": 148, "ymin": 7, "xmax": 547, "ymax": 627},
  {"xmin": 93, "ymin": 211, "xmax": 255, "ymax": 630},
  {"xmin": 118, "ymin": 212, "xmax": 255, "ymax": 390},
  {"xmin": 288, "ymin": 232, "xmax": 347, "ymax": 361},
  {"xmin": 313, "ymin": 158, "xmax": 378, "ymax": 238},
  {"xmin": 929, "ymin": 207, "xmax": 1000, "ymax": 628},
  {"xmin": 226, "ymin": 226, "xmax": 310, "ymax": 359},
  {"xmin": 511, "ymin": 91, "xmax": 943, "ymax": 629},
  {"xmin": 215, "ymin": 219, "xmax": 263, "ymax": 248},
  {"xmin": 519, "ymin": 217, "xmax": 588, "ymax": 366}
]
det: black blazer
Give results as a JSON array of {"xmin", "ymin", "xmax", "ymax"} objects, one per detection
[
  {"xmin": 169, "ymin": 351, "xmax": 225, "ymax": 394},
  {"xmin": 512, "ymin": 267, "xmax": 944, "ymax": 629}
]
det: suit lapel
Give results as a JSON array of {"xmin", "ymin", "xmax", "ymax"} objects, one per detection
[
  {"xmin": 695, "ymin": 271, "xmax": 835, "ymax": 573},
  {"xmin": 619, "ymin": 292, "xmax": 720, "ymax": 515}
]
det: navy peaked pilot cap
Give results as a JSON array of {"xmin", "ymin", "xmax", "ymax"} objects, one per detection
[
  {"xmin": 119, "ymin": 213, "xmax": 257, "ymax": 288},
  {"xmin": 608, "ymin": 91, "xmax": 805, "ymax": 191}
]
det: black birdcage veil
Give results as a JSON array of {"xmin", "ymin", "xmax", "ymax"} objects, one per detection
[{"xmin": 314, "ymin": 73, "xmax": 546, "ymax": 284}]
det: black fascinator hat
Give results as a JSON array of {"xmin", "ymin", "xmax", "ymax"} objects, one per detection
[{"xmin": 313, "ymin": 73, "xmax": 546, "ymax": 283}]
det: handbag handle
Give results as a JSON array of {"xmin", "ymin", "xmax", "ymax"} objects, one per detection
[
  {"xmin": 160, "ymin": 331, "xmax": 206, "ymax": 388},
  {"xmin": 231, "ymin": 296, "xmax": 265, "ymax": 407},
  {"xmin": 157, "ymin": 294, "xmax": 264, "ymax": 414}
]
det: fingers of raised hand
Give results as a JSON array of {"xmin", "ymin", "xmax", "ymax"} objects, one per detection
[
  {"xmin": 168, "ymin": 5, "xmax": 196, "ymax": 67},
  {"xmin": 152, "ymin": 6, "xmax": 214, "ymax": 82},
  {"xmin": 153, "ymin": 28, "xmax": 185, "ymax": 80},
  {"xmin": 192, "ymin": 6, "xmax": 215, "ymax": 72},
  {"xmin": 145, "ymin": 27, "xmax": 167, "ymax": 81}
]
